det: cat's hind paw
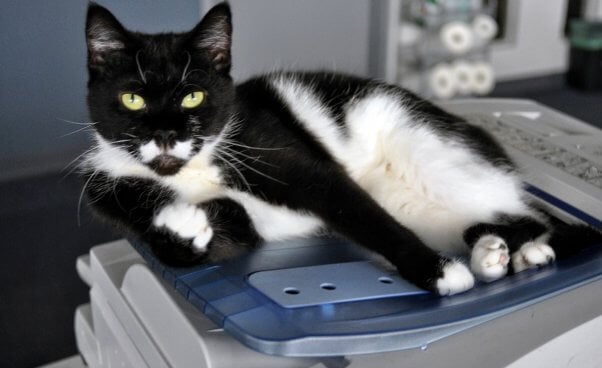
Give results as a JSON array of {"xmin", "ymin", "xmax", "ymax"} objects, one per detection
[
  {"xmin": 153, "ymin": 202, "xmax": 214, "ymax": 253},
  {"xmin": 436, "ymin": 261, "xmax": 475, "ymax": 296},
  {"xmin": 470, "ymin": 235, "xmax": 510, "ymax": 282},
  {"xmin": 512, "ymin": 241, "xmax": 555, "ymax": 273}
]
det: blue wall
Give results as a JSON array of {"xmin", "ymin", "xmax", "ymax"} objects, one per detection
[{"xmin": 0, "ymin": 0, "xmax": 202, "ymax": 179}]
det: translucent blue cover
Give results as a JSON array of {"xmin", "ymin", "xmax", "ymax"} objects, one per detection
[{"xmin": 130, "ymin": 232, "xmax": 601, "ymax": 357}]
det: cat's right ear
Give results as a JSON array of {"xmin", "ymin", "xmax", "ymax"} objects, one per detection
[
  {"xmin": 187, "ymin": 3, "xmax": 232, "ymax": 73},
  {"xmin": 86, "ymin": 3, "xmax": 129, "ymax": 70}
]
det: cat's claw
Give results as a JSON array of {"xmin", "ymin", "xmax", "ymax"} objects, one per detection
[
  {"xmin": 512, "ymin": 241, "xmax": 555, "ymax": 272},
  {"xmin": 153, "ymin": 202, "xmax": 214, "ymax": 253},
  {"xmin": 436, "ymin": 261, "xmax": 475, "ymax": 296},
  {"xmin": 470, "ymin": 235, "xmax": 510, "ymax": 282}
]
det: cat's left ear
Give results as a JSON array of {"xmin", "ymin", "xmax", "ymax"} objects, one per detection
[
  {"xmin": 86, "ymin": 3, "xmax": 130, "ymax": 69},
  {"xmin": 188, "ymin": 3, "xmax": 232, "ymax": 73}
]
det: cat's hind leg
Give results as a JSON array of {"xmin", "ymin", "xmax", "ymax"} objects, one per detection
[{"xmin": 463, "ymin": 216, "xmax": 553, "ymax": 281}]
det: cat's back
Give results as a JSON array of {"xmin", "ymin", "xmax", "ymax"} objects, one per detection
[
  {"xmin": 236, "ymin": 71, "xmax": 529, "ymax": 253},
  {"xmin": 236, "ymin": 71, "xmax": 424, "ymax": 174},
  {"xmin": 235, "ymin": 71, "xmax": 392, "ymax": 158},
  {"xmin": 235, "ymin": 71, "xmax": 378, "ymax": 124}
]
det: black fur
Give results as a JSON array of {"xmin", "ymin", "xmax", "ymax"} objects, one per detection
[
  {"xmin": 546, "ymin": 218, "xmax": 602, "ymax": 259},
  {"xmin": 463, "ymin": 215, "xmax": 549, "ymax": 253}
]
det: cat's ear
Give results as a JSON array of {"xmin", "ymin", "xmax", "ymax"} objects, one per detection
[
  {"xmin": 86, "ymin": 3, "xmax": 129, "ymax": 69},
  {"xmin": 188, "ymin": 3, "xmax": 232, "ymax": 73}
]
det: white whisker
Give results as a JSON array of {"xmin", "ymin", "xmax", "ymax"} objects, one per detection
[
  {"xmin": 180, "ymin": 51, "xmax": 192, "ymax": 82},
  {"xmin": 56, "ymin": 118, "xmax": 98, "ymax": 126},
  {"xmin": 60, "ymin": 125, "xmax": 95, "ymax": 138},
  {"xmin": 78, "ymin": 170, "xmax": 99, "ymax": 226},
  {"xmin": 220, "ymin": 138, "xmax": 286, "ymax": 151},
  {"xmin": 213, "ymin": 150, "xmax": 253, "ymax": 192},
  {"xmin": 219, "ymin": 144, "xmax": 278, "ymax": 168},
  {"xmin": 61, "ymin": 146, "xmax": 99, "ymax": 179},
  {"xmin": 218, "ymin": 149, "xmax": 287, "ymax": 185},
  {"xmin": 135, "ymin": 50, "xmax": 148, "ymax": 84}
]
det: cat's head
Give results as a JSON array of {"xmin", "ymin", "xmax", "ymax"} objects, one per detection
[{"xmin": 85, "ymin": 3, "xmax": 233, "ymax": 176}]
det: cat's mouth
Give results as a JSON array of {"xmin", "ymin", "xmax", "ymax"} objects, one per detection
[
  {"xmin": 148, "ymin": 154, "xmax": 186, "ymax": 176},
  {"xmin": 138, "ymin": 138, "xmax": 194, "ymax": 176}
]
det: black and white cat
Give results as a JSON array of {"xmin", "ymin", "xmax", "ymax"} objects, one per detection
[{"xmin": 81, "ymin": 3, "xmax": 599, "ymax": 296}]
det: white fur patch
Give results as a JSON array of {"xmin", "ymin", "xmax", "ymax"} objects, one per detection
[
  {"xmin": 271, "ymin": 76, "xmax": 347, "ymax": 160},
  {"xmin": 170, "ymin": 140, "xmax": 194, "ymax": 160},
  {"xmin": 344, "ymin": 93, "xmax": 530, "ymax": 252},
  {"xmin": 436, "ymin": 261, "xmax": 475, "ymax": 296},
  {"xmin": 139, "ymin": 140, "xmax": 163, "ymax": 163},
  {"xmin": 470, "ymin": 235, "xmax": 510, "ymax": 282},
  {"xmin": 512, "ymin": 237, "xmax": 555, "ymax": 272},
  {"xmin": 139, "ymin": 139, "xmax": 194, "ymax": 163},
  {"xmin": 163, "ymin": 137, "xmax": 224, "ymax": 203},
  {"xmin": 85, "ymin": 135, "xmax": 157, "ymax": 179},
  {"xmin": 153, "ymin": 202, "xmax": 213, "ymax": 252},
  {"xmin": 227, "ymin": 190, "xmax": 323, "ymax": 241}
]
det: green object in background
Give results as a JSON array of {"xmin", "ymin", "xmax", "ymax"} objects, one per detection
[
  {"xmin": 567, "ymin": 19, "xmax": 602, "ymax": 90},
  {"xmin": 569, "ymin": 19, "xmax": 602, "ymax": 50}
]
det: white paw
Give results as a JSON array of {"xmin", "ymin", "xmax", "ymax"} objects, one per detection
[
  {"xmin": 470, "ymin": 235, "xmax": 510, "ymax": 282},
  {"xmin": 512, "ymin": 241, "xmax": 555, "ymax": 273},
  {"xmin": 153, "ymin": 202, "xmax": 213, "ymax": 253},
  {"xmin": 436, "ymin": 261, "xmax": 475, "ymax": 296}
]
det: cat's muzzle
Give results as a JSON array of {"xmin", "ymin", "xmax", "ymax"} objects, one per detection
[{"xmin": 148, "ymin": 154, "xmax": 186, "ymax": 176}]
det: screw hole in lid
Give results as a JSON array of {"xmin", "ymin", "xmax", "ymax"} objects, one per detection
[
  {"xmin": 283, "ymin": 287, "xmax": 300, "ymax": 295},
  {"xmin": 320, "ymin": 283, "xmax": 336, "ymax": 291},
  {"xmin": 378, "ymin": 276, "xmax": 394, "ymax": 284}
]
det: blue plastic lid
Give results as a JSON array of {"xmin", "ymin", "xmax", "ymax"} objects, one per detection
[{"xmin": 130, "ymin": 233, "xmax": 601, "ymax": 357}]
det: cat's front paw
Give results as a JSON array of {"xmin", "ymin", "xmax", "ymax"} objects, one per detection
[
  {"xmin": 153, "ymin": 202, "xmax": 214, "ymax": 253},
  {"xmin": 512, "ymin": 241, "xmax": 555, "ymax": 272},
  {"xmin": 470, "ymin": 235, "xmax": 510, "ymax": 282},
  {"xmin": 436, "ymin": 261, "xmax": 475, "ymax": 296}
]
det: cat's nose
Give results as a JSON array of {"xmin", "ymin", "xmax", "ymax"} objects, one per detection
[{"xmin": 154, "ymin": 130, "xmax": 177, "ymax": 149}]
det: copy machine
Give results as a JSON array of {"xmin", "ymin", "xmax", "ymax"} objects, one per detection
[{"xmin": 74, "ymin": 99, "xmax": 602, "ymax": 368}]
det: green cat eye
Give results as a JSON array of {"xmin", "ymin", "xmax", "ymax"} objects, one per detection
[
  {"xmin": 181, "ymin": 91, "xmax": 205, "ymax": 109},
  {"xmin": 120, "ymin": 93, "xmax": 146, "ymax": 111}
]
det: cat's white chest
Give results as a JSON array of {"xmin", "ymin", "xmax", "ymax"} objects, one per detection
[
  {"xmin": 89, "ymin": 135, "xmax": 227, "ymax": 204},
  {"xmin": 162, "ymin": 152, "xmax": 225, "ymax": 203}
]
